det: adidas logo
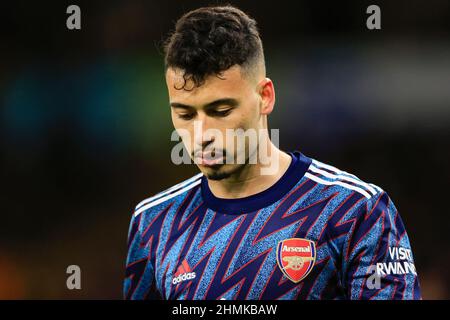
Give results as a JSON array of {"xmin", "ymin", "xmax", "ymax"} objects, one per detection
[{"xmin": 172, "ymin": 259, "xmax": 196, "ymax": 285}]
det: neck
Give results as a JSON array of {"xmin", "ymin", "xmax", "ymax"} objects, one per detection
[{"xmin": 206, "ymin": 142, "xmax": 292, "ymax": 199}]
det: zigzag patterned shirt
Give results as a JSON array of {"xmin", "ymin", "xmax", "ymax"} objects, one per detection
[{"xmin": 124, "ymin": 151, "xmax": 421, "ymax": 300}]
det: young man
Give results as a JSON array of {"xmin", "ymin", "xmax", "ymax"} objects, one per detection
[{"xmin": 124, "ymin": 5, "xmax": 421, "ymax": 300}]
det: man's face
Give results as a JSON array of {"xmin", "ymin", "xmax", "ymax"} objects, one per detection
[{"xmin": 166, "ymin": 65, "xmax": 264, "ymax": 180}]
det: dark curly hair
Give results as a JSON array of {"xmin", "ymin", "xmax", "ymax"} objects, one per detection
[{"xmin": 163, "ymin": 5, "xmax": 265, "ymax": 90}]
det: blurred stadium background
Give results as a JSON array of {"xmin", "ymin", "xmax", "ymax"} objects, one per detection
[{"xmin": 1, "ymin": 0, "xmax": 449, "ymax": 299}]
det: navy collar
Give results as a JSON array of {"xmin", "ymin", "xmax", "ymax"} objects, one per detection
[{"xmin": 201, "ymin": 151, "xmax": 312, "ymax": 214}]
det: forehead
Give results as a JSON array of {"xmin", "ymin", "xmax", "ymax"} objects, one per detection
[{"xmin": 165, "ymin": 66, "xmax": 249, "ymax": 105}]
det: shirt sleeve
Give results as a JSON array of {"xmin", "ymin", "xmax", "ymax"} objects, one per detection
[
  {"xmin": 342, "ymin": 190, "xmax": 421, "ymax": 300},
  {"xmin": 123, "ymin": 211, "xmax": 161, "ymax": 300}
]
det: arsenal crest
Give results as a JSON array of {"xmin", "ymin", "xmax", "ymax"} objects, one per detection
[{"xmin": 276, "ymin": 238, "xmax": 316, "ymax": 283}]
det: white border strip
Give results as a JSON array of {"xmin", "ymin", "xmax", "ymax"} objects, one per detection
[
  {"xmin": 309, "ymin": 163, "xmax": 377, "ymax": 195},
  {"xmin": 135, "ymin": 173, "xmax": 203, "ymax": 210},
  {"xmin": 305, "ymin": 172, "xmax": 371, "ymax": 199},
  {"xmin": 369, "ymin": 183, "xmax": 383, "ymax": 193},
  {"xmin": 312, "ymin": 159, "xmax": 359, "ymax": 178},
  {"xmin": 134, "ymin": 179, "xmax": 202, "ymax": 217}
]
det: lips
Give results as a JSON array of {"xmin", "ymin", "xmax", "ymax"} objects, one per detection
[
  {"xmin": 196, "ymin": 157, "xmax": 224, "ymax": 166},
  {"xmin": 194, "ymin": 150, "xmax": 224, "ymax": 166}
]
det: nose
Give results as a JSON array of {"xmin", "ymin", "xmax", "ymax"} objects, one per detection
[{"xmin": 193, "ymin": 114, "xmax": 215, "ymax": 153}]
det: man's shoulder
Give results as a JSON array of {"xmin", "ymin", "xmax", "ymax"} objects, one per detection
[
  {"xmin": 303, "ymin": 156, "xmax": 392, "ymax": 238},
  {"xmin": 303, "ymin": 156, "xmax": 389, "ymax": 222},
  {"xmin": 304, "ymin": 157, "xmax": 384, "ymax": 201},
  {"xmin": 133, "ymin": 172, "xmax": 203, "ymax": 218}
]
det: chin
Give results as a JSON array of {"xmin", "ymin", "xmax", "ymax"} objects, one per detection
[
  {"xmin": 206, "ymin": 171, "xmax": 232, "ymax": 181},
  {"xmin": 202, "ymin": 163, "xmax": 245, "ymax": 181},
  {"xmin": 201, "ymin": 165, "xmax": 229, "ymax": 181}
]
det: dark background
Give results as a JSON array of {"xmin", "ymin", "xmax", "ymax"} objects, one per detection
[{"xmin": 1, "ymin": 0, "xmax": 449, "ymax": 299}]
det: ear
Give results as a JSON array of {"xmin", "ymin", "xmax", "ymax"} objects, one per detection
[{"xmin": 258, "ymin": 78, "xmax": 276, "ymax": 115}]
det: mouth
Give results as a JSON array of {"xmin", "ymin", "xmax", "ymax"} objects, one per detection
[{"xmin": 194, "ymin": 150, "xmax": 225, "ymax": 167}]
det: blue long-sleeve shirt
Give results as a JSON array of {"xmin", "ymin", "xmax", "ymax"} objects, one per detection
[{"xmin": 124, "ymin": 151, "xmax": 421, "ymax": 300}]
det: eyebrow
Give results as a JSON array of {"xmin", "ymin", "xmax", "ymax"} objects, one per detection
[{"xmin": 170, "ymin": 98, "xmax": 239, "ymax": 110}]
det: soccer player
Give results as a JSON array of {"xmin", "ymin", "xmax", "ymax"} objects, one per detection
[{"xmin": 124, "ymin": 5, "xmax": 421, "ymax": 300}]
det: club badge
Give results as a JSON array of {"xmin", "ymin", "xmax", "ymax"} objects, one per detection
[{"xmin": 276, "ymin": 238, "xmax": 316, "ymax": 283}]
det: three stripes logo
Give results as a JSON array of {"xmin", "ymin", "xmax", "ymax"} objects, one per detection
[{"xmin": 172, "ymin": 259, "xmax": 196, "ymax": 285}]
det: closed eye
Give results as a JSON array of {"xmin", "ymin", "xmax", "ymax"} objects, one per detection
[
  {"xmin": 209, "ymin": 108, "xmax": 233, "ymax": 117},
  {"xmin": 177, "ymin": 113, "xmax": 196, "ymax": 120}
]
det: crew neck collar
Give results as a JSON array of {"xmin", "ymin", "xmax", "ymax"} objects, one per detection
[{"xmin": 201, "ymin": 151, "xmax": 312, "ymax": 214}]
